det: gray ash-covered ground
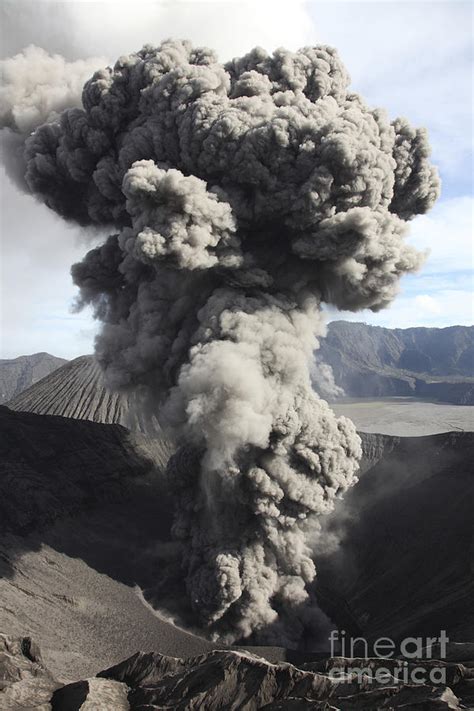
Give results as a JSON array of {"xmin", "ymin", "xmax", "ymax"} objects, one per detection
[
  {"xmin": 330, "ymin": 397, "xmax": 474, "ymax": 436},
  {"xmin": 1, "ymin": 406, "xmax": 472, "ymax": 705}
]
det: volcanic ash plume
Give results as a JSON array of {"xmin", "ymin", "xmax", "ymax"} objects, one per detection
[
  {"xmin": 0, "ymin": 46, "xmax": 107, "ymax": 188},
  {"xmin": 0, "ymin": 45, "xmax": 107, "ymax": 135},
  {"xmin": 20, "ymin": 40, "xmax": 440, "ymax": 642}
]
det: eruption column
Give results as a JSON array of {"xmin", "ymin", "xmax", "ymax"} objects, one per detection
[{"xmin": 4, "ymin": 40, "xmax": 440, "ymax": 642}]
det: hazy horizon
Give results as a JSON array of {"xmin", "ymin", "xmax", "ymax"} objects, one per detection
[{"xmin": 2, "ymin": 319, "xmax": 473, "ymax": 362}]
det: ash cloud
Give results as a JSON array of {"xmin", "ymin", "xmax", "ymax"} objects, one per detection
[
  {"xmin": 310, "ymin": 356, "xmax": 344, "ymax": 401},
  {"xmin": 16, "ymin": 40, "xmax": 439, "ymax": 644},
  {"xmin": 0, "ymin": 45, "xmax": 106, "ymax": 188}
]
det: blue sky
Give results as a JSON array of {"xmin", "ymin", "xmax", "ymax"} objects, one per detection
[
  {"xmin": 0, "ymin": 0, "xmax": 472, "ymax": 358},
  {"xmin": 311, "ymin": 1, "xmax": 473, "ymax": 330}
]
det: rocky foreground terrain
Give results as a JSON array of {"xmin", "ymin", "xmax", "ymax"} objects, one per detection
[
  {"xmin": 3, "ymin": 632, "xmax": 474, "ymax": 709},
  {"xmin": 1, "ymin": 403, "xmax": 473, "ymax": 709},
  {"xmin": 0, "ymin": 352, "xmax": 66, "ymax": 404},
  {"xmin": 319, "ymin": 322, "xmax": 474, "ymax": 404}
]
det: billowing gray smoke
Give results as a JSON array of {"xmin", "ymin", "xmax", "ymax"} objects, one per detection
[
  {"xmin": 0, "ymin": 46, "xmax": 106, "ymax": 188},
  {"xmin": 19, "ymin": 40, "xmax": 440, "ymax": 643}
]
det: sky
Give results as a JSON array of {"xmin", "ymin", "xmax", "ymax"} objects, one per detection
[{"xmin": 0, "ymin": 0, "xmax": 472, "ymax": 359}]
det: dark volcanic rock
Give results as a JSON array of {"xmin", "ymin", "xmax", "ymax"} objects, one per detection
[
  {"xmin": 1, "ymin": 403, "xmax": 473, "ymax": 708},
  {"xmin": 316, "ymin": 430, "xmax": 474, "ymax": 643},
  {"xmin": 3, "ymin": 636, "xmax": 473, "ymax": 710},
  {"xmin": 0, "ymin": 352, "xmax": 66, "ymax": 404},
  {"xmin": 99, "ymin": 649, "xmax": 336, "ymax": 709},
  {"xmin": 415, "ymin": 378, "xmax": 474, "ymax": 405},
  {"xmin": 319, "ymin": 322, "xmax": 474, "ymax": 403},
  {"xmin": 0, "ymin": 633, "xmax": 60, "ymax": 709},
  {"xmin": 51, "ymin": 677, "xmax": 129, "ymax": 709},
  {"xmin": 0, "ymin": 406, "xmax": 170, "ymax": 536},
  {"xmin": 79, "ymin": 647, "xmax": 470, "ymax": 709},
  {"xmin": 96, "ymin": 648, "xmax": 467, "ymax": 710},
  {"xmin": 357, "ymin": 432, "xmax": 400, "ymax": 472}
]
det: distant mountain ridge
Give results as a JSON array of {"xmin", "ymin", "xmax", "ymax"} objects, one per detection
[
  {"xmin": 319, "ymin": 322, "xmax": 474, "ymax": 403},
  {"xmin": 5, "ymin": 323, "xmax": 474, "ymax": 420},
  {"xmin": 0, "ymin": 352, "xmax": 67, "ymax": 404}
]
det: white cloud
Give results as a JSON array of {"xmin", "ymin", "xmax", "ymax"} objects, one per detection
[
  {"xmin": 62, "ymin": 0, "xmax": 314, "ymax": 62},
  {"xmin": 0, "ymin": 175, "xmax": 99, "ymax": 358},
  {"xmin": 408, "ymin": 195, "xmax": 473, "ymax": 274},
  {"xmin": 309, "ymin": 1, "xmax": 473, "ymax": 187},
  {"xmin": 327, "ymin": 289, "xmax": 473, "ymax": 329},
  {"xmin": 413, "ymin": 294, "xmax": 442, "ymax": 316}
]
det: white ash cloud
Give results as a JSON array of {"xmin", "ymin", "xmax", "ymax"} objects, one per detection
[
  {"xmin": 122, "ymin": 161, "xmax": 241, "ymax": 271},
  {"xmin": 0, "ymin": 45, "xmax": 106, "ymax": 134},
  {"xmin": 0, "ymin": 45, "xmax": 106, "ymax": 189},
  {"xmin": 16, "ymin": 39, "xmax": 439, "ymax": 644},
  {"xmin": 310, "ymin": 357, "xmax": 344, "ymax": 401}
]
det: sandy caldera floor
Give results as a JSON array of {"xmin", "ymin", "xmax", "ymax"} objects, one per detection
[
  {"xmin": 0, "ymin": 489, "xmax": 286, "ymax": 683},
  {"xmin": 330, "ymin": 396, "xmax": 474, "ymax": 436}
]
